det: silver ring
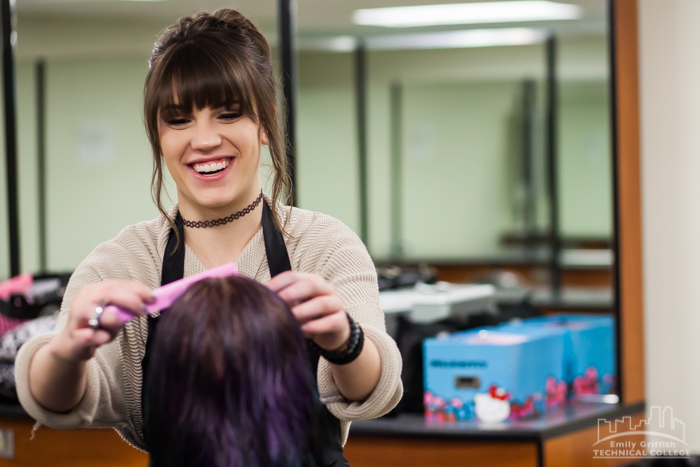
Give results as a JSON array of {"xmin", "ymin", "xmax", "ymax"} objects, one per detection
[{"xmin": 88, "ymin": 300, "xmax": 108, "ymax": 330}]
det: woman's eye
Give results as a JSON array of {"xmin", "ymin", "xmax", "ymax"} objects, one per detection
[
  {"xmin": 166, "ymin": 118, "xmax": 190, "ymax": 126},
  {"xmin": 219, "ymin": 112, "xmax": 241, "ymax": 120}
]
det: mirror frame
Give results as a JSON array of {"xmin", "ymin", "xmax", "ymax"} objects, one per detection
[{"xmin": 611, "ymin": 0, "xmax": 645, "ymax": 407}]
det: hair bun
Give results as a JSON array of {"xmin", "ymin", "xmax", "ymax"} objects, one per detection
[
  {"xmin": 210, "ymin": 9, "xmax": 257, "ymax": 34},
  {"xmin": 162, "ymin": 9, "xmax": 262, "ymax": 46}
]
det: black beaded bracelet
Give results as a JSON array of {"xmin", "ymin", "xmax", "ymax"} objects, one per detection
[{"xmin": 307, "ymin": 313, "xmax": 364, "ymax": 365}]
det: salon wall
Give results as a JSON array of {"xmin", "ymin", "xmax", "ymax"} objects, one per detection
[
  {"xmin": 6, "ymin": 15, "xmax": 610, "ymax": 276},
  {"xmin": 559, "ymin": 81, "xmax": 612, "ymax": 238},
  {"xmin": 298, "ymin": 38, "xmax": 611, "ymax": 260},
  {"xmin": 12, "ymin": 59, "xmax": 158, "ymax": 273},
  {"xmin": 639, "ymin": 0, "xmax": 700, "ymax": 451},
  {"xmin": 44, "ymin": 59, "xmax": 161, "ymax": 271}
]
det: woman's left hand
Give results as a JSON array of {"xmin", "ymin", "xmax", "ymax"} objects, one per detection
[
  {"xmin": 266, "ymin": 271, "xmax": 351, "ymax": 351},
  {"xmin": 268, "ymin": 270, "xmax": 383, "ymax": 401}
]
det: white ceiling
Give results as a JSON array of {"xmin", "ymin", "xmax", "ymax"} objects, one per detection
[{"xmin": 15, "ymin": 0, "xmax": 608, "ymax": 37}]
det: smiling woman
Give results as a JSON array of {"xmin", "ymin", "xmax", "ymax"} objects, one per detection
[{"xmin": 14, "ymin": 8, "xmax": 402, "ymax": 467}]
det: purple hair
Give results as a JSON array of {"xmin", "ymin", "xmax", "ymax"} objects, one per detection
[{"xmin": 144, "ymin": 276, "xmax": 321, "ymax": 467}]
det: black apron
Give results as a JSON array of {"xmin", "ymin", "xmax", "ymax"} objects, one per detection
[{"xmin": 142, "ymin": 201, "xmax": 349, "ymax": 467}]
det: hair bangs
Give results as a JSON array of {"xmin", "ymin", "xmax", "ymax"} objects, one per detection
[{"xmin": 155, "ymin": 41, "xmax": 256, "ymax": 120}]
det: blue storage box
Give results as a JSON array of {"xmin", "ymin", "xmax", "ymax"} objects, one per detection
[
  {"xmin": 423, "ymin": 328, "xmax": 566, "ymax": 422},
  {"xmin": 499, "ymin": 314, "xmax": 616, "ymax": 396}
]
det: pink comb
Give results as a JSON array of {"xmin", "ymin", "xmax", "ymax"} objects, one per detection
[{"xmin": 107, "ymin": 263, "xmax": 238, "ymax": 324}]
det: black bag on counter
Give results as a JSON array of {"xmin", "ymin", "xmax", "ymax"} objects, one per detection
[
  {"xmin": 0, "ymin": 272, "xmax": 68, "ymax": 401},
  {"xmin": 0, "ymin": 273, "xmax": 70, "ymax": 321},
  {"xmin": 376, "ymin": 265, "xmax": 437, "ymax": 291}
]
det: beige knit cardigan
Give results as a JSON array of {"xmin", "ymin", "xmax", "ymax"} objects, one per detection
[{"xmin": 14, "ymin": 201, "xmax": 403, "ymax": 451}]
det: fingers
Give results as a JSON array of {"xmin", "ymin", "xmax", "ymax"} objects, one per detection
[
  {"xmin": 266, "ymin": 270, "xmax": 302, "ymax": 292},
  {"xmin": 267, "ymin": 272, "xmax": 350, "ymax": 351},
  {"xmin": 82, "ymin": 281, "xmax": 153, "ymax": 317},
  {"xmin": 72, "ymin": 328, "xmax": 115, "ymax": 348},
  {"xmin": 59, "ymin": 280, "xmax": 153, "ymax": 362},
  {"xmin": 269, "ymin": 272, "xmax": 334, "ymax": 305},
  {"xmin": 300, "ymin": 309, "xmax": 347, "ymax": 335},
  {"xmin": 292, "ymin": 295, "xmax": 343, "ymax": 324},
  {"xmin": 72, "ymin": 282, "xmax": 150, "ymax": 334},
  {"xmin": 60, "ymin": 327, "xmax": 115, "ymax": 362},
  {"xmin": 93, "ymin": 307, "xmax": 125, "ymax": 338},
  {"xmin": 301, "ymin": 310, "xmax": 351, "ymax": 352}
]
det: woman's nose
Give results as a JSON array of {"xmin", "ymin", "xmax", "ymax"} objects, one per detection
[{"xmin": 191, "ymin": 121, "xmax": 222, "ymax": 151}]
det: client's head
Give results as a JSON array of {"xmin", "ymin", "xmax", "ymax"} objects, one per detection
[{"xmin": 144, "ymin": 275, "xmax": 319, "ymax": 467}]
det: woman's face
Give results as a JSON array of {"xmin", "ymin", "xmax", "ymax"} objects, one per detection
[{"xmin": 158, "ymin": 103, "xmax": 266, "ymax": 215}]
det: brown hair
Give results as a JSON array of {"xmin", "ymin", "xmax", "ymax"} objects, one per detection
[{"xmin": 144, "ymin": 9, "xmax": 291, "ymax": 236}]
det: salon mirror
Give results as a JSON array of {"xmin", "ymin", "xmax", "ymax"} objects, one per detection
[
  {"xmin": 3, "ymin": 0, "xmax": 616, "ymax": 402},
  {"xmin": 295, "ymin": 0, "xmax": 613, "ymax": 310}
]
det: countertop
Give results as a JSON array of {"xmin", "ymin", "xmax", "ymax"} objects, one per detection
[
  {"xmin": 0, "ymin": 399, "xmax": 645, "ymax": 443},
  {"xmin": 350, "ymin": 401, "xmax": 645, "ymax": 442}
]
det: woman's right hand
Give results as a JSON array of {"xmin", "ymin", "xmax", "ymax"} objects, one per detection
[{"xmin": 47, "ymin": 281, "xmax": 153, "ymax": 362}]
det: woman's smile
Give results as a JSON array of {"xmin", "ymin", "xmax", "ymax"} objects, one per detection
[{"xmin": 187, "ymin": 156, "xmax": 235, "ymax": 181}]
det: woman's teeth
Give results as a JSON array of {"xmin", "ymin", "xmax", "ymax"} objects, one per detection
[{"xmin": 193, "ymin": 160, "xmax": 230, "ymax": 174}]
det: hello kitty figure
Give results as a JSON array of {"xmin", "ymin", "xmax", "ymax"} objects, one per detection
[{"xmin": 474, "ymin": 385, "xmax": 511, "ymax": 424}]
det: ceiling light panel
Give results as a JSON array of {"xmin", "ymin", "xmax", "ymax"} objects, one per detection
[
  {"xmin": 353, "ymin": 1, "xmax": 583, "ymax": 28},
  {"xmin": 366, "ymin": 28, "xmax": 548, "ymax": 50}
]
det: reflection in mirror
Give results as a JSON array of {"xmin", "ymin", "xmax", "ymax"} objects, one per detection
[
  {"xmin": 296, "ymin": 0, "xmax": 617, "ymax": 420},
  {"xmin": 10, "ymin": 1, "xmax": 278, "ymax": 274},
  {"xmin": 297, "ymin": 3, "xmax": 611, "ymax": 295},
  {"xmin": 1, "ymin": 0, "xmax": 619, "ymax": 436}
]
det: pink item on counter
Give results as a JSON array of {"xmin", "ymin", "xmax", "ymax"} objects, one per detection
[
  {"xmin": 545, "ymin": 376, "xmax": 568, "ymax": 407},
  {"xmin": 573, "ymin": 366, "xmax": 601, "ymax": 396},
  {"xmin": 0, "ymin": 273, "xmax": 33, "ymax": 301},
  {"xmin": 106, "ymin": 263, "xmax": 239, "ymax": 324}
]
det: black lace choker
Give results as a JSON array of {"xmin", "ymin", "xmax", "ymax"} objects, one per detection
[{"xmin": 181, "ymin": 191, "xmax": 263, "ymax": 228}]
